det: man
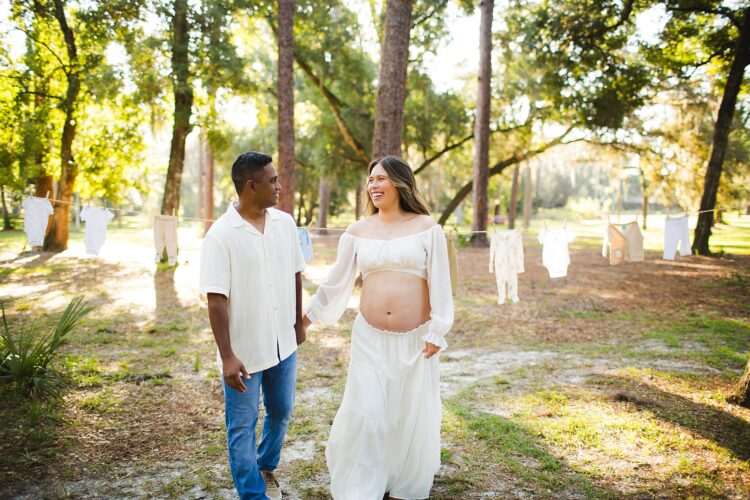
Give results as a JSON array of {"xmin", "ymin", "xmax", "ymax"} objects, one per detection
[{"xmin": 199, "ymin": 151, "xmax": 306, "ymax": 499}]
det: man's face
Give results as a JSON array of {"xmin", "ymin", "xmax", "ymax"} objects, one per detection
[{"xmin": 249, "ymin": 163, "xmax": 281, "ymax": 208}]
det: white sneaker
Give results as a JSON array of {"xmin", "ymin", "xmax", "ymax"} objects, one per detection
[{"xmin": 261, "ymin": 469, "xmax": 282, "ymax": 499}]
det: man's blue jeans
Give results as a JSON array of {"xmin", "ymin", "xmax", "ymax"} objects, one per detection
[{"xmin": 222, "ymin": 352, "xmax": 297, "ymax": 500}]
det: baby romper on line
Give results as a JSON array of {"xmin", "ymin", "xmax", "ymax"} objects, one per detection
[
  {"xmin": 22, "ymin": 196, "xmax": 54, "ymax": 246},
  {"xmin": 297, "ymin": 227, "xmax": 314, "ymax": 262},
  {"xmin": 537, "ymin": 227, "xmax": 576, "ymax": 278},
  {"xmin": 489, "ymin": 230, "xmax": 524, "ymax": 304},
  {"xmin": 80, "ymin": 206, "xmax": 115, "ymax": 255}
]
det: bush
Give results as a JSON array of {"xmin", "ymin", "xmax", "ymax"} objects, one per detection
[{"xmin": 0, "ymin": 296, "xmax": 94, "ymax": 400}]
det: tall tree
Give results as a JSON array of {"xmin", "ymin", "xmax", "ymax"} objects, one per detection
[
  {"xmin": 372, "ymin": 0, "xmax": 413, "ymax": 158},
  {"xmin": 471, "ymin": 0, "xmax": 493, "ymax": 245},
  {"xmin": 277, "ymin": 0, "xmax": 295, "ymax": 214},
  {"xmin": 160, "ymin": 0, "xmax": 193, "ymax": 217},
  {"xmin": 691, "ymin": 5, "xmax": 750, "ymax": 254},
  {"xmin": 37, "ymin": 0, "xmax": 81, "ymax": 252}
]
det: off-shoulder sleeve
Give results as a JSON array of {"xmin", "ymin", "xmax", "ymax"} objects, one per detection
[
  {"xmin": 305, "ymin": 233, "xmax": 358, "ymax": 324},
  {"xmin": 423, "ymin": 225, "xmax": 454, "ymax": 350}
]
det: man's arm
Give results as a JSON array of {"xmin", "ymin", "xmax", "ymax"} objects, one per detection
[
  {"xmin": 207, "ymin": 293, "xmax": 249, "ymax": 392},
  {"xmin": 294, "ymin": 272, "xmax": 306, "ymax": 345}
]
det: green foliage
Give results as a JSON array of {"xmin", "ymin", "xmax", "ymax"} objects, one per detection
[{"xmin": 0, "ymin": 296, "xmax": 94, "ymax": 399}]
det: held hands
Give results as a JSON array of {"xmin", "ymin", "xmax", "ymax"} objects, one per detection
[
  {"xmin": 295, "ymin": 320, "xmax": 307, "ymax": 346},
  {"xmin": 222, "ymin": 353, "xmax": 250, "ymax": 392},
  {"xmin": 423, "ymin": 341, "xmax": 441, "ymax": 359}
]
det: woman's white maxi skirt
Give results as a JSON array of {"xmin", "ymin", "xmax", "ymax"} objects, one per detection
[{"xmin": 326, "ymin": 313, "xmax": 441, "ymax": 500}]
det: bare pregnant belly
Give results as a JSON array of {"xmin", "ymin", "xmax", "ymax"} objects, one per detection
[{"xmin": 359, "ymin": 271, "xmax": 431, "ymax": 332}]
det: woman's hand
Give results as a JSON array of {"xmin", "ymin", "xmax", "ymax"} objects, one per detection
[{"xmin": 423, "ymin": 341, "xmax": 440, "ymax": 359}]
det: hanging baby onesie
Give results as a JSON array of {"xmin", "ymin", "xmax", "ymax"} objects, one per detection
[
  {"xmin": 489, "ymin": 230, "xmax": 524, "ymax": 304},
  {"xmin": 154, "ymin": 214, "xmax": 178, "ymax": 265},
  {"xmin": 22, "ymin": 196, "xmax": 54, "ymax": 246},
  {"xmin": 663, "ymin": 215, "xmax": 691, "ymax": 260},
  {"xmin": 537, "ymin": 227, "xmax": 576, "ymax": 278},
  {"xmin": 79, "ymin": 206, "xmax": 115, "ymax": 256},
  {"xmin": 602, "ymin": 219, "xmax": 644, "ymax": 264},
  {"xmin": 445, "ymin": 231, "xmax": 459, "ymax": 297},
  {"xmin": 297, "ymin": 227, "xmax": 314, "ymax": 263}
]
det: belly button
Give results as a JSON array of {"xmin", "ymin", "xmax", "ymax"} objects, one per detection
[{"xmin": 386, "ymin": 311, "xmax": 391, "ymax": 315}]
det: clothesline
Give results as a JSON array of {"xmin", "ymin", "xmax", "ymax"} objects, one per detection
[{"xmin": 26, "ymin": 195, "xmax": 734, "ymax": 234}]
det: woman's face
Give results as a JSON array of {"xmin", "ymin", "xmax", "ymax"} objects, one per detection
[{"xmin": 367, "ymin": 163, "xmax": 398, "ymax": 210}]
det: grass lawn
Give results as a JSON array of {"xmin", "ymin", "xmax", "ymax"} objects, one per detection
[{"xmin": 1, "ymin": 211, "xmax": 748, "ymax": 498}]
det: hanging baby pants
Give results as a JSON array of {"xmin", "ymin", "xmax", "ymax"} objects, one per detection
[
  {"xmin": 663, "ymin": 216, "xmax": 691, "ymax": 260},
  {"xmin": 154, "ymin": 215, "xmax": 178, "ymax": 264},
  {"xmin": 489, "ymin": 230, "xmax": 524, "ymax": 303}
]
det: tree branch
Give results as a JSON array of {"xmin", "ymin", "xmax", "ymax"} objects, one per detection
[
  {"xmin": 1, "ymin": 21, "xmax": 69, "ymax": 75},
  {"xmin": 437, "ymin": 126, "xmax": 576, "ymax": 225},
  {"xmin": 267, "ymin": 18, "xmax": 370, "ymax": 163},
  {"xmin": 666, "ymin": 5, "xmax": 741, "ymax": 30},
  {"xmin": 413, "ymin": 120, "xmax": 531, "ymax": 175}
]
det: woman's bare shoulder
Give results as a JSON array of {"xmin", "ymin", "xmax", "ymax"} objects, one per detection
[
  {"xmin": 345, "ymin": 217, "xmax": 376, "ymax": 237},
  {"xmin": 412, "ymin": 214, "xmax": 438, "ymax": 231}
]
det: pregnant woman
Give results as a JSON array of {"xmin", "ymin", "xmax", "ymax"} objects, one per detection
[{"xmin": 303, "ymin": 155, "xmax": 454, "ymax": 499}]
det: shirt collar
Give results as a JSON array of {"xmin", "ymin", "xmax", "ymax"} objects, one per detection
[{"xmin": 227, "ymin": 203, "xmax": 280, "ymax": 229}]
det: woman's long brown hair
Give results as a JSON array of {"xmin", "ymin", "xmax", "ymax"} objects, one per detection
[{"xmin": 364, "ymin": 156, "xmax": 430, "ymax": 216}]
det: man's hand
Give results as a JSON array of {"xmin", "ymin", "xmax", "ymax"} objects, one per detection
[
  {"xmin": 423, "ymin": 342, "xmax": 441, "ymax": 359},
  {"xmin": 222, "ymin": 353, "xmax": 250, "ymax": 392},
  {"xmin": 295, "ymin": 321, "xmax": 307, "ymax": 346},
  {"xmin": 302, "ymin": 314, "xmax": 312, "ymax": 329}
]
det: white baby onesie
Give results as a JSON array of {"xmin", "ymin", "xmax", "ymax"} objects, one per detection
[
  {"xmin": 80, "ymin": 206, "xmax": 115, "ymax": 255},
  {"xmin": 537, "ymin": 228, "xmax": 576, "ymax": 278},
  {"xmin": 489, "ymin": 230, "xmax": 525, "ymax": 304},
  {"xmin": 663, "ymin": 215, "xmax": 691, "ymax": 260},
  {"xmin": 22, "ymin": 196, "xmax": 54, "ymax": 246}
]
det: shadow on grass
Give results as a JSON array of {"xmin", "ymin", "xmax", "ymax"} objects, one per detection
[
  {"xmin": 594, "ymin": 374, "xmax": 750, "ymax": 461},
  {"xmin": 436, "ymin": 397, "xmax": 621, "ymax": 499}
]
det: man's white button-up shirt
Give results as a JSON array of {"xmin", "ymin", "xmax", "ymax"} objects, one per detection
[{"xmin": 199, "ymin": 204, "xmax": 306, "ymax": 373}]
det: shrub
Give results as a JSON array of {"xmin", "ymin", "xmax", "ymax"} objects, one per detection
[{"xmin": 0, "ymin": 296, "xmax": 94, "ymax": 400}]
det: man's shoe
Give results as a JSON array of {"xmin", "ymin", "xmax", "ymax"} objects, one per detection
[{"xmin": 261, "ymin": 469, "xmax": 282, "ymax": 500}]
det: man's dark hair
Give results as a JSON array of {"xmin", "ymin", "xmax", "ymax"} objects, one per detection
[{"xmin": 231, "ymin": 151, "xmax": 273, "ymax": 195}]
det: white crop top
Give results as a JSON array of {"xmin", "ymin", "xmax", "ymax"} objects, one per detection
[{"xmin": 305, "ymin": 224, "xmax": 454, "ymax": 349}]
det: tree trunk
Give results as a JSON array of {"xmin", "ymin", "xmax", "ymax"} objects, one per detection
[
  {"xmin": 1, "ymin": 186, "xmax": 12, "ymax": 231},
  {"xmin": 508, "ymin": 162, "xmax": 520, "ymax": 229},
  {"xmin": 692, "ymin": 7, "xmax": 750, "ymax": 255},
  {"xmin": 44, "ymin": 0, "xmax": 80, "ymax": 253},
  {"xmin": 470, "ymin": 0, "xmax": 493, "ymax": 246},
  {"xmin": 277, "ymin": 0, "xmax": 296, "ymax": 215},
  {"xmin": 371, "ymin": 0, "xmax": 412, "ymax": 158},
  {"xmin": 642, "ymin": 195, "xmax": 648, "ymax": 230},
  {"xmin": 522, "ymin": 162, "xmax": 532, "ymax": 230},
  {"xmin": 161, "ymin": 0, "xmax": 193, "ymax": 218},
  {"xmin": 728, "ymin": 358, "xmax": 750, "ymax": 408},
  {"xmin": 317, "ymin": 179, "xmax": 330, "ymax": 235}
]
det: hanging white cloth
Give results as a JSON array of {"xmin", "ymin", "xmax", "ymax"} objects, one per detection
[
  {"xmin": 663, "ymin": 215, "xmax": 691, "ymax": 260},
  {"xmin": 22, "ymin": 196, "xmax": 54, "ymax": 246},
  {"xmin": 537, "ymin": 227, "xmax": 576, "ymax": 278},
  {"xmin": 489, "ymin": 230, "xmax": 524, "ymax": 304},
  {"xmin": 80, "ymin": 206, "xmax": 115, "ymax": 255},
  {"xmin": 154, "ymin": 215, "xmax": 178, "ymax": 264}
]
